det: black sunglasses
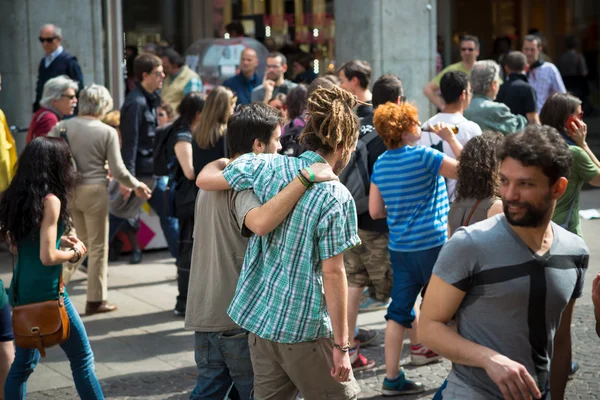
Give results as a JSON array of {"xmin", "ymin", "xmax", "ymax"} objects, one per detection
[{"xmin": 39, "ymin": 36, "xmax": 57, "ymax": 43}]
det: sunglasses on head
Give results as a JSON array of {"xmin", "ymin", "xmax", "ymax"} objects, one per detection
[{"xmin": 39, "ymin": 36, "xmax": 57, "ymax": 43}]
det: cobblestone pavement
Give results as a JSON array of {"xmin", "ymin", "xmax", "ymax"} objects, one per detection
[{"xmin": 25, "ymin": 302, "xmax": 600, "ymax": 399}]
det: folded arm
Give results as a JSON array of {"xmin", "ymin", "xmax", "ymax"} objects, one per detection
[{"xmin": 196, "ymin": 158, "xmax": 231, "ymax": 190}]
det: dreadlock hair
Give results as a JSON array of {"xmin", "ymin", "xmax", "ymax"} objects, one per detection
[{"xmin": 299, "ymin": 86, "xmax": 360, "ymax": 163}]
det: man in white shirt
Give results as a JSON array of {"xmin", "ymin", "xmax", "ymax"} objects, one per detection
[{"xmin": 419, "ymin": 71, "xmax": 481, "ymax": 201}]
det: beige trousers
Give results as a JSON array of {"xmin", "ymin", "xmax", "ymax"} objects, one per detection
[{"xmin": 64, "ymin": 184, "xmax": 110, "ymax": 302}]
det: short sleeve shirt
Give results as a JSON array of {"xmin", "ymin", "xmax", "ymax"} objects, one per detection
[
  {"xmin": 434, "ymin": 215, "xmax": 588, "ymax": 399},
  {"xmin": 184, "ymin": 189, "xmax": 262, "ymax": 332},
  {"xmin": 223, "ymin": 151, "xmax": 360, "ymax": 343},
  {"xmin": 371, "ymin": 145, "xmax": 449, "ymax": 252},
  {"xmin": 496, "ymin": 73, "xmax": 538, "ymax": 118},
  {"xmin": 552, "ymin": 145, "xmax": 599, "ymax": 236},
  {"xmin": 432, "ymin": 62, "xmax": 471, "ymax": 86}
]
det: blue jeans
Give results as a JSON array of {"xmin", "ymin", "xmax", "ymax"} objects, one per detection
[
  {"xmin": 191, "ymin": 329, "xmax": 254, "ymax": 400},
  {"xmin": 109, "ymin": 176, "xmax": 179, "ymax": 259},
  {"xmin": 386, "ymin": 246, "xmax": 443, "ymax": 328},
  {"xmin": 5, "ymin": 296, "xmax": 104, "ymax": 399}
]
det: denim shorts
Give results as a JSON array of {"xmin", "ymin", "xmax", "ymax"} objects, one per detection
[
  {"xmin": 386, "ymin": 245, "xmax": 443, "ymax": 328},
  {"xmin": 0, "ymin": 303, "xmax": 13, "ymax": 342}
]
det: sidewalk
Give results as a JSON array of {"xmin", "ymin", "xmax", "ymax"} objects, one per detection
[{"xmin": 1, "ymin": 189, "xmax": 600, "ymax": 399}]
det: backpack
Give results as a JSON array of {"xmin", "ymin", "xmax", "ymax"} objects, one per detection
[
  {"xmin": 280, "ymin": 118, "xmax": 306, "ymax": 157},
  {"xmin": 153, "ymin": 123, "xmax": 176, "ymax": 176},
  {"xmin": 339, "ymin": 127, "xmax": 380, "ymax": 215}
]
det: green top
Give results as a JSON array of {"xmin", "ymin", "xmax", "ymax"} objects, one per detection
[
  {"xmin": 223, "ymin": 151, "xmax": 360, "ymax": 344},
  {"xmin": 464, "ymin": 95, "xmax": 527, "ymax": 136},
  {"xmin": 0, "ymin": 279, "xmax": 7, "ymax": 309},
  {"xmin": 432, "ymin": 62, "xmax": 471, "ymax": 86},
  {"xmin": 552, "ymin": 146, "xmax": 599, "ymax": 236},
  {"xmin": 9, "ymin": 222, "xmax": 67, "ymax": 306}
]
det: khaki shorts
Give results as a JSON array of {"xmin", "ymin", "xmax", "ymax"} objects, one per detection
[
  {"xmin": 249, "ymin": 333, "xmax": 361, "ymax": 400},
  {"xmin": 343, "ymin": 229, "xmax": 392, "ymax": 301}
]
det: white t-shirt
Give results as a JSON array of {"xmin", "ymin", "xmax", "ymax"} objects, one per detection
[{"xmin": 418, "ymin": 112, "xmax": 482, "ymax": 201}]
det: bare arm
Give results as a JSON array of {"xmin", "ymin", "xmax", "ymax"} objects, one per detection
[
  {"xmin": 487, "ymin": 199, "xmax": 504, "ymax": 218},
  {"xmin": 423, "ymin": 81, "xmax": 445, "ymax": 110},
  {"xmin": 196, "ymin": 158, "xmax": 231, "ymax": 190},
  {"xmin": 567, "ymin": 119, "xmax": 600, "ymax": 185},
  {"xmin": 432, "ymin": 125, "xmax": 463, "ymax": 180},
  {"xmin": 439, "ymin": 157, "xmax": 459, "ymax": 180},
  {"xmin": 368, "ymin": 183, "xmax": 386, "ymax": 220},
  {"xmin": 244, "ymin": 165, "xmax": 338, "ymax": 236},
  {"xmin": 593, "ymin": 274, "xmax": 600, "ymax": 338},
  {"xmin": 550, "ymin": 299, "xmax": 575, "ymax": 400},
  {"xmin": 175, "ymin": 141, "xmax": 195, "ymax": 181},
  {"xmin": 526, "ymin": 112, "xmax": 540, "ymax": 125},
  {"xmin": 420, "ymin": 274, "xmax": 542, "ymax": 400},
  {"xmin": 40, "ymin": 196, "xmax": 87, "ymax": 266}
]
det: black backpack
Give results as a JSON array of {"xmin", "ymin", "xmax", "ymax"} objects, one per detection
[
  {"xmin": 339, "ymin": 126, "xmax": 380, "ymax": 215},
  {"xmin": 153, "ymin": 123, "xmax": 176, "ymax": 176},
  {"xmin": 280, "ymin": 118, "xmax": 306, "ymax": 157}
]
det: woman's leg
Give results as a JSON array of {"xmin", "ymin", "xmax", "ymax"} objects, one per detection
[
  {"xmin": 60, "ymin": 297, "xmax": 104, "ymax": 400},
  {"xmin": 4, "ymin": 345, "xmax": 40, "ymax": 400},
  {"xmin": 174, "ymin": 214, "xmax": 194, "ymax": 315},
  {"xmin": 82, "ymin": 186, "xmax": 110, "ymax": 303}
]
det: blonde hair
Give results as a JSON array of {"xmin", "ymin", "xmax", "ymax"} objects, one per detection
[
  {"xmin": 193, "ymin": 86, "xmax": 236, "ymax": 149},
  {"xmin": 299, "ymin": 86, "xmax": 359, "ymax": 161}
]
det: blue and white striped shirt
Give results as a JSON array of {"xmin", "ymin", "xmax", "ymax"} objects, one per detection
[{"xmin": 371, "ymin": 145, "xmax": 449, "ymax": 252}]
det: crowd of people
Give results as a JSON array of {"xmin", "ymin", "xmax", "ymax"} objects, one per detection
[{"xmin": 1, "ymin": 22, "xmax": 600, "ymax": 400}]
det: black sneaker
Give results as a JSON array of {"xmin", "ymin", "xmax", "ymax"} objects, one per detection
[{"xmin": 173, "ymin": 307, "xmax": 186, "ymax": 317}]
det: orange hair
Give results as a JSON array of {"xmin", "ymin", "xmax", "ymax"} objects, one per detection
[{"xmin": 373, "ymin": 102, "xmax": 419, "ymax": 149}]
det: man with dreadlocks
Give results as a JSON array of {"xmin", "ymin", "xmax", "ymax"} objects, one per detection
[{"xmin": 196, "ymin": 85, "xmax": 362, "ymax": 398}]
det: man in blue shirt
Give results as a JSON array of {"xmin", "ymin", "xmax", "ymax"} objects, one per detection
[
  {"xmin": 223, "ymin": 48, "xmax": 260, "ymax": 106},
  {"xmin": 34, "ymin": 24, "xmax": 83, "ymax": 112}
]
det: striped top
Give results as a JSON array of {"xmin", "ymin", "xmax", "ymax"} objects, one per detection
[{"xmin": 371, "ymin": 145, "xmax": 449, "ymax": 252}]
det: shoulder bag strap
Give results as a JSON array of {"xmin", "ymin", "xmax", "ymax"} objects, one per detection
[{"xmin": 463, "ymin": 199, "xmax": 482, "ymax": 227}]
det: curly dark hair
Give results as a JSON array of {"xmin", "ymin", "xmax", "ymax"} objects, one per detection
[
  {"xmin": 0, "ymin": 137, "xmax": 79, "ymax": 246},
  {"xmin": 455, "ymin": 131, "xmax": 504, "ymax": 202}
]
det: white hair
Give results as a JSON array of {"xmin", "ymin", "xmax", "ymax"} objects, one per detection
[
  {"xmin": 470, "ymin": 60, "xmax": 501, "ymax": 96},
  {"xmin": 41, "ymin": 24, "xmax": 62, "ymax": 38},
  {"xmin": 39, "ymin": 75, "xmax": 79, "ymax": 108},
  {"xmin": 78, "ymin": 84, "xmax": 114, "ymax": 117}
]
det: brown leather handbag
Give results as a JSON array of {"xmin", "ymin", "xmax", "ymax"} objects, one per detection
[{"xmin": 11, "ymin": 265, "xmax": 70, "ymax": 358}]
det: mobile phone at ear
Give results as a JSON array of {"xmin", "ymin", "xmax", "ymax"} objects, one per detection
[{"xmin": 565, "ymin": 115, "xmax": 579, "ymax": 132}]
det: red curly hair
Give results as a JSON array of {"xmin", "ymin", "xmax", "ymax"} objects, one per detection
[{"xmin": 373, "ymin": 102, "xmax": 419, "ymax": 149}]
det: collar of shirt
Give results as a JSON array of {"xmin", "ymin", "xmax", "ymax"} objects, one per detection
[
  {"xmin": 507, "ymin": 72, "xmax": 529, "ymax": 83},
  {"xmin": 45, "ymin": 46, "xmax": 64, "ymax": 68},
  {"xmin": 299, "ymin": 150, "xmax": 327, "ymax": 165},
  {"xmin": 241, "ymin": 72, "xmax": 259, "ymax": 85}
]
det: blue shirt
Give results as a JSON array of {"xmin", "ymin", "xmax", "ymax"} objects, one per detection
[
  {"xmin": 223, "ymin": 72, "xmax": 260, "ymax": 105},
  {"xmin": 45, "ymin": 46, "xmax": 64, "ymax": 68},
  {"xmin": 371, "ymin": 145, "xmax": 449, "ymax": 252}
]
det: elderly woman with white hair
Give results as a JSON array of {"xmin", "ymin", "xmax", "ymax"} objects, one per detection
[
  {"xmin": 464, "ymin": 60, "xmax": 528, "ymax": 135},
  {"xmin": 26, "ymin": 75, "xmax": 78, "ymax": 144},
  {"xmin": 50, "ymin": 84, "xmax": 152, "ymax": 315}
]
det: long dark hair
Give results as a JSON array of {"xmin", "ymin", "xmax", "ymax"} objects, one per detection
[
  {"xmin": 455, "ymin": 131, "xmax": 504, "ymax": 202},
  {"xmin": 172, "ymin": 92, "xmax": 206, "ymax": 132},
  {"xmin": 0, "ymin": 137, "xmax": 79, "ymax": 246},
  {"xmin": 539, "ymin": 93, "xmax": 581, "ymax": 132}
]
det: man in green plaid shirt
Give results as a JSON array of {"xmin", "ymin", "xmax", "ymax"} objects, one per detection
[{"xmin": 196, "ymin": 86, "xmax": 363, "ymax": 399}]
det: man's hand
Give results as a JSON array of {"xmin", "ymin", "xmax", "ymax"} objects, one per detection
[
  {"xmin": 304, "ymin": 162, "xmax": 339, "ymax": 183},
  {"xmin": 330, "ymin": 348, "xmax": 352, "ymax": 383},
  {"xmin": 484, "ymin": 354, "xmax": 541, "ymax": 400},
  {"xmin": 120, "ymin": 184, "xmax": 133, "ymax": 200},
  {"xmin": 134, "ymin": 182, "xmax": 153, "ymax": 200},
  {"xmin": 263, "ymin": 79, "xmax": 276, "ymax": 98},
  {"xmin": 567, "ymin": 118, "xmax": 588, "ymax": 148},
  {"xmin": 593, "ymin": 274, "xmax": 600, "ymax": 312}
]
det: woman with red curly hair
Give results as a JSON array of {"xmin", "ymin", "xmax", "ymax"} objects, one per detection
[{"xmin": 369, "ymin": 101, "xmax": 462, "ymax": 396}]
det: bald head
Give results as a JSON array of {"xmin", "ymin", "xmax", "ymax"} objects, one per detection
[
  {"xmin": 39, "ymin": 24, "xmax": 62, "ymax": 55},
  {"xmin": 240, "ymin": 48, "xmax": 259, "ymax": 78}
]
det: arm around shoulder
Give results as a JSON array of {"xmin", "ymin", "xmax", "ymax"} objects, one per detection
[{"xmin": 196, "ymin": 158, "xmax": 231, "ymax": 190}]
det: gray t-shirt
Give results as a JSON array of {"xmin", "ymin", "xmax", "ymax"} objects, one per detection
[
  {"xmin": 251, "ymin": 80, "xmax": 297, "ymax": 103},
  {"xmin": 434, "ymin": 214, "xmax": 588, "ymax": 399},
  {"xmin": 184, "ymin": 189, "xmax": 261, "ymax": 332}
]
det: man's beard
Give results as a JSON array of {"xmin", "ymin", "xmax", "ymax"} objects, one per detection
[
  {"xmin": 503, "ymin": 198, "xmax": 551, "ymax": 228},
  {"xmin": 267, "ymin": 72, "xmax": 281, "ymax": 81}
]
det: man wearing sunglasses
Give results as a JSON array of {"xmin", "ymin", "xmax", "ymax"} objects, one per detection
[
  {"xmin": 34, "ymin": 24, "xmax": 83, "ymax": 113},
  {"xmin": 424, "ymin": 35, "xmax": 480, "ymax": 111}
]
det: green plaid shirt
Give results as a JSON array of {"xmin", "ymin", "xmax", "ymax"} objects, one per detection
[{"xmin": 224, "ymin": 151, "xmax": 360, "ymax": 343}]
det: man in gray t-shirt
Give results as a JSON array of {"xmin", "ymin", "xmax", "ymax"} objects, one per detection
[{"xmin": 420, "ymin": 125, "xmax": 588, "ymax": 400}]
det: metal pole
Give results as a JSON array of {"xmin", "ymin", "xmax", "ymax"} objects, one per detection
[{"xmin": 104, "ymin": 0, "xmax": 125, "ymax": 108}]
